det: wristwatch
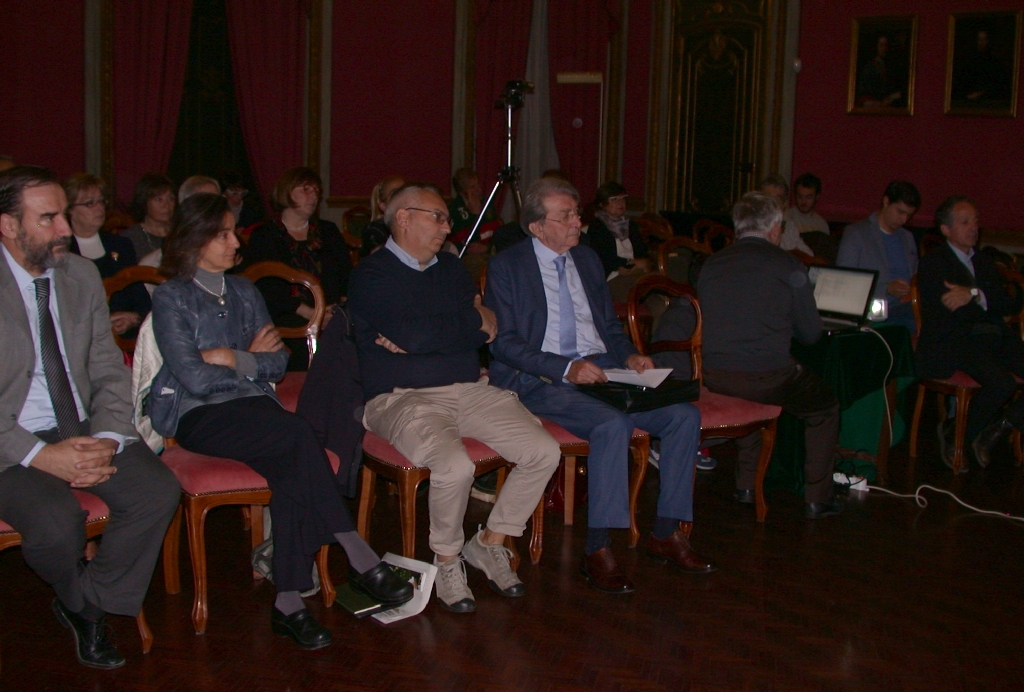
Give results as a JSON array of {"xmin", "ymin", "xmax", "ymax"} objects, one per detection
[{"xmin": 970, "ymin": 288, "xmax": 980, "ymax": 302}]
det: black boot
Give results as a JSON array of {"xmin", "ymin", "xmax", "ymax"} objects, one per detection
[{"xmin": 971, "ymin": 418, "xmax": 1013, "ymax": 469}]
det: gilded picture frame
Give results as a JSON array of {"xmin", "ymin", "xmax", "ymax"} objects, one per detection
[
  {"xmin": 847, "ymin": 15, "xmax": 918, "ymax": 116},
  {"xmin": 944, "ymin": 10, "xmax": 1021, "ymax": 117}
]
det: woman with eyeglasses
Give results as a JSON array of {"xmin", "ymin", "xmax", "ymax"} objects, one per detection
[
  {"xmin": 586, "ymin": 181, "xmax": 651, "ymax": 301},
  {"xmin": 243, "ymin": 167, "xmax": 350, "ymax": 370},
  {"xmin": 63, "ymin": 172, "xmax": 151, "ymax": 336},
  {"xmin": 149, "ymin": 193, "xmax": 412, "ymax": 650}
]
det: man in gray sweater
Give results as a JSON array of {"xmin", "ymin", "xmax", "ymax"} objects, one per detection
[{"xmin": 697, "ymin": 192, "xmax": 842, "ymax": 518}]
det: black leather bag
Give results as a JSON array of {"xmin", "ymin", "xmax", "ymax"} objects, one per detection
[{"xmin": 576, "ymin": 377, "xmax": 700, "ymax": 413}]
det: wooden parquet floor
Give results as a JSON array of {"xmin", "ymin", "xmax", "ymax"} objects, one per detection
[{"xmin": 3, "ymin": 407, "xmax": 1024, "ymax": 691}]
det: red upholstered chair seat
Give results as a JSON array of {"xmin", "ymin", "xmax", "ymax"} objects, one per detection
[
  {"xmin": 0, "ymin": 490, "xmax": 109, "ymax": 536},
  {"xmin": 696, "ymin": 388, "xmax": 782, "ymax": 430},
  {"xmin": 361, "ymin": 430, "xmax": 502, "ymax": 469},
  {"xmin": 161, "ymin": 446, "xmax": 269, "ymax": 496},
  {"xmin": 274, "ymin": 371, "xmax": 307, "ymax": 413},
  {"xmin": 933, "ymin": 371, "xmax": 980, "ymax": 388}
]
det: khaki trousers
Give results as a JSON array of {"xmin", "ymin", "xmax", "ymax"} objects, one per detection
[{"xmin": 363, "ymin": 378, "xmax": 560, "ymax": 556}]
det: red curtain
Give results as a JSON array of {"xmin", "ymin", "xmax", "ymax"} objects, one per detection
[
  {"xmin": 474, "ymin": 1, "xmax": 533, "ymax": 191},
  {"xmin": 547, "ymin": 1, "xmax": 619, "ymax": 203},
  {"xmin": 225, "ymin": 0, "xmax": 307, "ymax": 206},
  {"xmin": 111, "ymin": 0, "xmax": 194, "ymax": 206}
]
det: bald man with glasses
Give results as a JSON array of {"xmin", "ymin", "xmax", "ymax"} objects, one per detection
[
  {"xmin": 346, "ymin": 183, "xmax": 559, "ymax": 614},
  {"xmin": 484, "ymin": 178, "xmax": 713, "ymax": 595}
]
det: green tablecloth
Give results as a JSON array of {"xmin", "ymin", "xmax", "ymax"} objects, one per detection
[{"xmin": 766, "ymin": 325, "xmax": 916, "ymax": 493}]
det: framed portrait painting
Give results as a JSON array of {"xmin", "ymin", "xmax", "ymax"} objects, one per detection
[
  {"xmin": 945, "ymin": 10, "xmax": 1022, "ymax": 117},
  {"xmin": 847, "ymin": 15, "xmax": 918, "ymax": 115}
]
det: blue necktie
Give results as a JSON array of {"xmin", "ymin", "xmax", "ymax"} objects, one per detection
[{"xmin": 554, "ymin": 255, "xmax": 578, "ymax": 358}]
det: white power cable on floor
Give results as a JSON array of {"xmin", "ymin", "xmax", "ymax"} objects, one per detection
[{"xmin": 866, "ymin": 483, "xmax": 1024, "ymax": 522}]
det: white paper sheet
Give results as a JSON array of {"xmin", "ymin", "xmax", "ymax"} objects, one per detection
[
  {"xmin": 602, "ymin": 368, "xmax": 673, "ymax": 388},
  {"xmin": 371, "ymin": 553, "xmax": 437, "ymax": 624}
]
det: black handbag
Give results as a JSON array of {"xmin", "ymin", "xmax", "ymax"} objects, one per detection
[{"xmin": 576, "ymin": 376, "xmax": 700, "ymax": 413}]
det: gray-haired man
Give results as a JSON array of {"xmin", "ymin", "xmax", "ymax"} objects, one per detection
[{"xmin": 697, "ymin": 192, "xmax": 842, "ymax": 518}]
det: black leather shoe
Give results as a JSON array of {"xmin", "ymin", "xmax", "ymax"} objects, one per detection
[
  {"xmin": 348, "ymin": 563, "xmax": 414, "ymax": 608},
  {"xmin": 971, "ymin": 418, "xmax": 1013, "ymax": 469},
  {"xmin": 804, "ymin": 497, "xmax": 844, "ymax": 519},
  {"xmin": 271, "ymin": 608, "xmax": 332, "ymax": 650},
  {"xmin": 51, "ymin": 599, "xmax": 125, "ymax": 669},
  {"xmin": 733, "ymin": 488, "xmax": 755, "ymax": 504}
]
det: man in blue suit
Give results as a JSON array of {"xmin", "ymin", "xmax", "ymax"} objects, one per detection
[{"xmin": 485, "ymin": 178, "xmax": 713, "ymax": 593}]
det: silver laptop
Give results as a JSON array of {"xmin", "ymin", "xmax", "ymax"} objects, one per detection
[{"xmin": 807, "ymin": 266, "xmax": 879, "ymax": 333}]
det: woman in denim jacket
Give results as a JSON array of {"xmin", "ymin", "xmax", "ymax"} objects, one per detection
[{"xmin": 149, "ymin": 194, "xmax": 411, "ymax": 650}]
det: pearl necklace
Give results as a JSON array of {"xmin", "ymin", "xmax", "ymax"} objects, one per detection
[{"xmin": 193, "ymin": 275, "xmax": 227, "ymax": 306}]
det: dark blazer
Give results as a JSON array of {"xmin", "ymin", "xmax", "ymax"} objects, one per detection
[
  {"xmin": 484, "ymin": 238, "xmax": 637, "ymax": 395},
  {"xmin": 0, "ymin": 253, "xmax": 137, "ymax": 468},
  {"xmin": 586, "ymin": 218, "xmax": 648, "ymax": 277},
  {"xmin": 70, "ymin": 232, "xmax": 151, "ymax": 319},
  {"xmin": 916, "ymin": 242, "xmax": 1017, "ymax": 378}
]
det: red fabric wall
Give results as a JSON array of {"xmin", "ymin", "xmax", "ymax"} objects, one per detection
[
  {"xmin": 0, "ymin": 1, "xmax": 85, "ymax": 178},
  {"xmin": 620, "ymin": 0, "xmax": 652, "ymax": 198},
  {"xmin": 793, "ymin": 0, "xmax": 1024, "ymax": 230},
  {"xmin": 330, "ymin": 2, "xmax": 455, "ymax": 197}
]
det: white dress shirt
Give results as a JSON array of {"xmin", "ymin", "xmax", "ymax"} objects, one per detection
[{"xmin": 3, "ymin": 245, "xmax": 126, "ymax": 466}]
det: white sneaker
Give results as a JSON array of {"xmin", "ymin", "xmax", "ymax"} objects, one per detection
[
  {"xmin": 433, "ymin": 555, "xmax": 475, "ymax": 613},
  {"xmin": 461, "ymin": 528, "xmax": 525, "ymax": 598}
]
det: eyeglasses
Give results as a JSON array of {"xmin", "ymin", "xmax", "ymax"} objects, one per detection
[
  {"xmin": 405, "ymin": 207, "xmax": 452, "ymax": 226},
  {"xmin": 544, "ymin": 208, "xmax": 582, "ymax": 225},
  {"xmin": 607, "ymin": 195, "xmax": 628, "ymax": 203},
  {"xmin": 226, "ymin": 188, "xmax": 248, "ymax": 197},
  {"xmin": 69, "ymin": 197, "xmax": 106, "ymax": 209},
  {"xmin": 298, "ymin": 184, "xmax": 321, "ymax": 196}
]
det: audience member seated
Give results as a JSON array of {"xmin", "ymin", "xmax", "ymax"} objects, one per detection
[
  {"xmin": 64, "ymin": 172, "xmax": 151, "ymax": 337},
  {"xmin": 0, "ymin": 166, "xmax": 179, "ymax": 669},
  {"xmin": 149, "ymin": 193, "xmax": 411, "ymax": 650},
  {"xmin": 221, "ymin": 171, "xmax": 262, "ymax": 228},
  {"xmin": 347, "ymin": 183, "xmax": 560, "ymax": 613},
  {"xmin": 122, "ymin": 173, "xmax": 175, "ymax": 261},
  {"xmin": 587, "ymin": 181, "xmax": 653, "ymax": 301},
  {"xmin": 697, "ymin": 192, "xmax": 842, "ymax": 519},
  {"xmin": 243, "ymin": 167, "xmax": 350, "ymax": 371},
  {"xmin": 448, "ymin": 167, "xmax": 501, "ymax": 253},
  {"xmin": 916, "ymin": 196, "xmax": 1024, "ymax": 471},
  {"xmin": 485, "ymin": 178, "xmax": 714, "ymax": 594},
  {"xmin": 761, "ymin": 174, "xmax": 814, "ymax": 256},
  {"xmin": 178, "ymin": 175, "xmax": 220, "ymax": 202},
  {"xmin": 785, "ymin": 172, "xmax": 836, "ymax": 261},
  {"xmin": 837, "ymin": 180, "xmax": 921, "ymax": 331},
  {"xmin": 362, "ymin": 174, "xmax": 404, "ymax": 257}
]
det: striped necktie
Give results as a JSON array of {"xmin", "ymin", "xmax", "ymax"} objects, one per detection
[{"xmin": 33, "ymin": 278, "xmax": 81, "ymax": 440}]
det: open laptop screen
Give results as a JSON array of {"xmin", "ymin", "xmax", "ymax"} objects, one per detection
[{"xmin": 807, "ymin": 266, "xmax": 879, "ymax": 322}]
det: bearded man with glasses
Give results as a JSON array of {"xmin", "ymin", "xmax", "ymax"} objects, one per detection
[
  {"xmin": 485, "ymin": 178, "xmax": 714, "ymax": 594},
  {"xmin": 345, "ymin": 182, "xmax": 560, "ymax": 613}
]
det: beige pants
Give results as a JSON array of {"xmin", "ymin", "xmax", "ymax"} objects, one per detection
[{"xmin": 363, "ymin": 378, "xmax": 561, "ymax": 556}]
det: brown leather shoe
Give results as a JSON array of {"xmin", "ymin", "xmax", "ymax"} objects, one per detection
[
  {"xmin": 647, "ymin": 531, "xmax": 716, "ymax": 574},
  {"xmin": 580, "ymin": 548, "xmax": 635, "ymax": 594}
]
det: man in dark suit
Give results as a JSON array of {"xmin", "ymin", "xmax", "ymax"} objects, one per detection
[
  {"xmin": 916, "ymin": 196, "xmax": 1024, "ymax": 470},
  {"xmin": 485, "ymin": 178, "xmax": 712, "ymax": 594},
  {"xmin": 0, "ymin": 167, "xmax": 179, "ymax": 669}
]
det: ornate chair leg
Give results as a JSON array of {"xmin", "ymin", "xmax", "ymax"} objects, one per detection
[
  {"xmin": 563, "ymin": 455, "xmax": 576, "ymax": 525},
  {"xmin": 162, "ymin": 504, "xmax": 182, "ymax": 594},
  {"xmin": 356, "ymin": 465, "xmax": 376, "ymax": 542},
  {"xmin": 397, "ymin": 474, "xmax": 421, "ymax": 559},
  {"xmin": 529, "ymin": 498, "xmax": 544, "ymax": 564},
  {"xmin": 627, "ymin": 438, "xmax": 650, "ymax": 548},
  {"xmin": 951, "ymin": 389, "xmax": 972, "ymax": 474},
  {"xmin": 909, "ymin": 384, "xmax": 927, "ymax": 457},
  {"xmin": 249, "ymin": 505, "xmax": 265, "ymax": 581},
  {"xmin": 754, "ymin": 421, "xmax": 777, "ymax": 522},
  {"xmin": 136, "ymin": 608, "xmax": 153, "ymax": 654},
  {"xmin": 317, "ymin": 545, "xmax": 335, "ymax": 607},
  {"xmin": 184, "ymin": 497, "xmax": 212, "ymax": 635}
]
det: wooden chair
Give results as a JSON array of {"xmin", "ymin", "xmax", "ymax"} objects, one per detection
[
  {"xmin": 241, "ymin": 261, "xmax": 325, "ymax": 367},
  {"xmin": 103, "ymin": 265, "xmax": 165, "ymax": 353},
  {"xmin": 657, "ymin": 235, "xmax": 712, "ymax": 276},
  {"xmin": 627, "ymin": 275, "xmax": 782, "ymax": 521},
  {"xmin": 356, "ymin": 432, "xmax": 544, "ymax": 567},
  {"xmin": 342, "ymin": 206, "xmax": 371, "ymax": 266},
  {"xmin": 0, "ymin": 492, "xmax": 153, "ymax": 661},
  {"xmin": 693, "ymin": 219, "xmax": 734, "ymax": 249},
  {"xmin": 542, "ymin": 419, "xmax": 652, "ymax": 547},
  {"xmin": 636, "ymin": 213, "xmax": 674, "ymax": 247},
  {"xmin": 907, "ymin": 275, "xmax": 979, "ymax": 474},
  {"xmin": 790, "ymin": 249, "xmax": 828, "ymax": 267}
]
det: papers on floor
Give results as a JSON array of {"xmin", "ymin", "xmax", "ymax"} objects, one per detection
[
  {"xmin": 602, "ymin": 368, "xmax": 673, "ymax": 389},
  {"xmin": 371, "ymin": 552, "xmax": 437, "ymax": 624}
]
